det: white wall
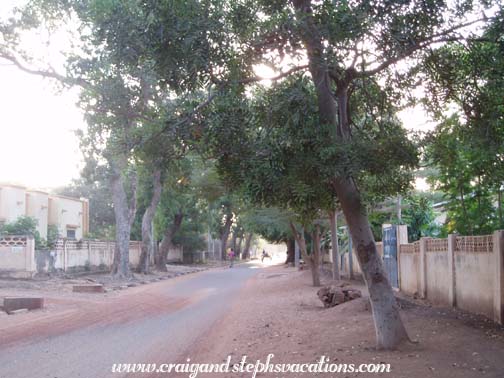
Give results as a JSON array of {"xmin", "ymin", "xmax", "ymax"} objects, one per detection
[
  {"xmin": 49, "ymin": 195, "xmax": 85, "ymax": 239},
  {"xmin": 26, "ymin": 190, "xmax": 49, "ymax": 239},
  {"xmin": 0, "ymin": 185, "xmax": 26, "ymax": 223},
  {"xmin": 0, "ymin": 235, "xmax": 35, "ymax": 278}
]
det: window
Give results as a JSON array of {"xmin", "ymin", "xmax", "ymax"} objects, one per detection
[{"xmin": 66, "ymin": 228, "xmax": 76, "ymax": 239}]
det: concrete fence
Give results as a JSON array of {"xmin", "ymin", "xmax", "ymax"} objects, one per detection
[
  {"xmin": 398, "ymin": 231, "xmax": 504, "ymax": 325},
  {"xmin": 0, "ymin": 236, "xmax": 183, "ymax": 276},
  {"xmin": 35, "ymin": 239, "xmax": 144, "ymax": 273},
  {"xmin": 0, "ymin": 235, "xmax": 36, "ymax": 278}
]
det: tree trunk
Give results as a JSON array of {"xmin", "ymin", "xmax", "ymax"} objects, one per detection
[
  {"xmin": 293, "ymin": 0, "xmax": 409, "ymax": 349},
  {"xmin": 156, "ymin": 211, "xmax": 183, "ymax": 271},
  {"xmin": 334, "ymin": 177, "xmax": 409, "ymax": 349},
  {"xmin": 138, "ymin": 169, "xmax": 162, "ymax": 274},
  {"xmin": 459, "ymin": 185, "xmax": 472, "ymax": 234},
  {"xmin": 242, "ymin": 233, "xmax": 253, "ymax": 260},
  {"xmin": 333, "ymin": 88, "xmax": 409, "ymax": 348},
  {"xmin": 311, "ymin": 226, "xmax": 321, "ymax": 287},
  {"xmin": 498, "ymin": 188, "xmax": 503, "ymax": 227},
  {"xmin": 236, "ymin": 235, "xmax": 243, "ymax": 258},
  {"xmin": 110, "ymin": 169, "xmax": 133, "ymax": 279},
  {"xmin": 285, "ymin": 238, "xmax": 295, "ymax": 264},
  {"xmin": 231, "ymin": 232, "xmax": 238, "ymax": 253},
  {"xmin": 289, "ymin": 222, "xmax": 320, "ymax": 286},
  {"xmin": 329, "ymin": 210, "xmax": 340, "ymax": 280},
  {"xmin": 220, "ymin": 213, "xmax": 233, "ymax": 260}
]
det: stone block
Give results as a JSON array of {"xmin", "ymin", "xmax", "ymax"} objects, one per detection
[
  {"xmin": 3, "ymin": 297, "xmax": 44, "ymax": 313},
  {"xmin": 72, "ymin": 284, "xmax": 105, "ymax": 293}
]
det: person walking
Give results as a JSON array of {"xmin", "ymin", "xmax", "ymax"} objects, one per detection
[{"xmin": 228, "ymin": 248, "xmax": 235, "ymax": 268}]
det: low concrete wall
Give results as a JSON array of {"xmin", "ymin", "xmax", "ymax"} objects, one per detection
[
  {"xmin": 167, "ymin": 247, "xmax": 183, "ymax": 262},
  {"xmin": 398, "ymin": 233, "xmax": 504, "ymax": 324},
  {"xmin": 398, "ymin": 244, "xmax": 419, "ymax": 296},
  {"xmin": 2, "ymin": 235, "xmax": 184, "ymax": 276},
  {"xmin": 35, "ymin": 239, "xmax": 180, "ymax": 274},
  {"xmin": 35, "ymin": 239, "xmax": 117, "ymax": 272},
  {"xmin": 425, "ymin": 251, "xmax": 450, "ymax": 305},
  {"xmin": 0, "ymin": 236, "xmax": 35, "ymax": 278},
  {"xmin": 455, "ymin": 244, "xmax": 494, "ymax": 319}
]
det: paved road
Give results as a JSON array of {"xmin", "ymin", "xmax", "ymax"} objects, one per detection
[{"xmin": 0, "ymin": 264, "xmax": 259, "ymax": 378}]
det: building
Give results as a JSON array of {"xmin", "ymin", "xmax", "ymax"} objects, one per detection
[
  {"xmin": 48, "ymin": 193, "xmax": 89, "ymax": 239},
  {"xmin": 0, "ymin": 184, "xmax": 89, "ymax": 240}
]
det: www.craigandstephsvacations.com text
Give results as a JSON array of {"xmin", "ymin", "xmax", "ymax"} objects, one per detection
[{"xmin": 111, "ymin": 354, "xmax": 391, "ymax": 377}]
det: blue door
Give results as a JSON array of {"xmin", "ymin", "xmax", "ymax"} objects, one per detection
[{"xmin": 382, "ymin": 225, "xmax": 398, "ymax": 288}]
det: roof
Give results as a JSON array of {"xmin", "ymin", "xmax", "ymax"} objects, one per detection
[
  {"xmin": 49, "ymin": 194, "xmax": 87, "ymax": 203},
  {"xmin": 0, "ymin": 183, "xmax": 27, "ymax": 190}
]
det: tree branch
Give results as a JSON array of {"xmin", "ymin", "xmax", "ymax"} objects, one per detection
[
  {"xmin": 240, "ymin": 64, "xmax": 309, "ymax": 84},
  {"xmin": 0, "ymin": 51, "xmax": 91, "ymax": 88},
  {"xmin": 355, "ymin": 16, "xmax": 489, "ymax": 78}
]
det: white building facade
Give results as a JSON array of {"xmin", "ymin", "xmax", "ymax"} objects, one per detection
[{"xmin": 0, "ymin": 184, "xmax": 89, "ymax": 240}]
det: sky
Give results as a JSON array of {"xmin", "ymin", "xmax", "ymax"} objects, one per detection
[
  {"xmin": 0, "ymin": 3, "xmax": 433, "ymax": 191},
  {"xmin": 0, "ymin": 64, "xmax": 85, "ymax": 190},
  {"xmin": 0, "ymin": 0, "xmax": 85, "ymax": 190}
]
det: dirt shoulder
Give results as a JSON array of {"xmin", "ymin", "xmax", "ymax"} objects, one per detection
[
  {"xmin": 0, "ymin": 263, "xmax": 212, "ymax": 295},
  {"xmin": 181, "ymin": 265, "xmax": 504, "ymax": 378},
  {"xmin": 0, "ymin": 267, "xmax": 219, "ymax": 349}
]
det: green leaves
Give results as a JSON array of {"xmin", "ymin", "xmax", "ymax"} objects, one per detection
[
  {"xmin": 422, "ymin": 12, "xmax": 504, "ymax": 234},
  {"xmin": 202, "ymin": 72, "xmax": 418, "ymax": 225}
]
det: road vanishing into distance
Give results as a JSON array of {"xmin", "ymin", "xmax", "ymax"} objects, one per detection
[{"xmin": 0, "ymin": 263, "xmax": 260, "ymax": 378}]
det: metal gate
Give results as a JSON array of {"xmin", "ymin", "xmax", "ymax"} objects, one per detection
[{"xmin": 382, "ymin": 225, "xmax": 398, "ymax": 288}]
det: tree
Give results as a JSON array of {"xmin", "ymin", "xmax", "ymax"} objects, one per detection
[
  {"xmin": 241, "ymin": 207, "xmax": 295, "ymax": 263},
  {"xmin": 0, "ymin": 1, "xmax": 209, "ymax": 278},
  {"xmin": 283, "ymin": 0, "xmax": 495, "ymax": 349},
  {"xmin": 402, "ymin": 195, "xmax": 440, "ymax": 241},
  {"xmin": 151, "ymin": 155, "xmax": 209, "ymax": 269},
  {"xmin": 134, "ymin": 167, "xmax": 162, "ymax": 273},
  {"xmin": 0, "ymin": 216, "xmax": 42, "ymax": 247},
  {"xmin": 190, "ymin": 161, "xmax": 239, "ymax": 260},
  {"xmin": 422, "ymin": 11, "xmax": 504, "ymax": 234},
  {"xmin": 7, "ymin": 0, "xmax": 499, "ymax": 349},
  {"xmin": 204, "ymin": 75, "xmax": 416, "ymax": 288}
]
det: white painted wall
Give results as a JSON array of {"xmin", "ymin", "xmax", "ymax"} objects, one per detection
[
  {"xmin": 48, "ymin": 195, "xmax": 86, "ymax": 239},
  {"xmin": 0, "ymin": 185, "xmax": 26, "ymax": 223},
  {"xmin": 26, "ymin": 190, "xmax": 49, "ymax": 239}
]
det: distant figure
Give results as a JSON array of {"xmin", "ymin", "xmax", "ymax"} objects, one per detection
[
  {"xmin": 228, "ymin": 248, "xmax": 235, "ymax": 268},
  {"xmin": 261, "ymin": 249, "xmax": 271, "ymax": 262}
]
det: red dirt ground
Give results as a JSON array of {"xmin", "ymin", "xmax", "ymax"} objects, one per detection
[
  {"xmin": 180, "ymin": 265, "xmax": 504, "ymax": 378},
  {"xmin": 0, "ymin": 274, "xmax": 199, "ymax": 348}
]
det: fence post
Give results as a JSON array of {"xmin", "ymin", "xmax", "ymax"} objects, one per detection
[
  {"xmin": 419, "ymin": 237, "xmax": 427, "ymax": 299},
  {"xmin": 493, "ymin": 230, "xmax": 504, "ymax": 325},
  {"xmin": 447, "ymin": 234, "xmax": 456, "ymax": 307},
  {"xmin": 26, "ymin": 236, "xmax": 35, "ymax": 276},
  {"xmin": 396, "ymin": 225, "xmax": 408, "ymax": 291},
  {"xmin": 63, "ymin": 238, "xmax": 68, "ymax": 272},
  {"xmin": 87, "ymin": 240, "xmax": 91, "ymax": 267}
]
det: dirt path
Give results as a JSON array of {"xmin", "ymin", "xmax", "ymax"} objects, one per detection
[
  {"xmin": 183, "ymin": 265, "xmax": 504, "ymax": 378},
  {"xmin": 0, "ymin": 264, "xmax": 259, "ymax": 378}
]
